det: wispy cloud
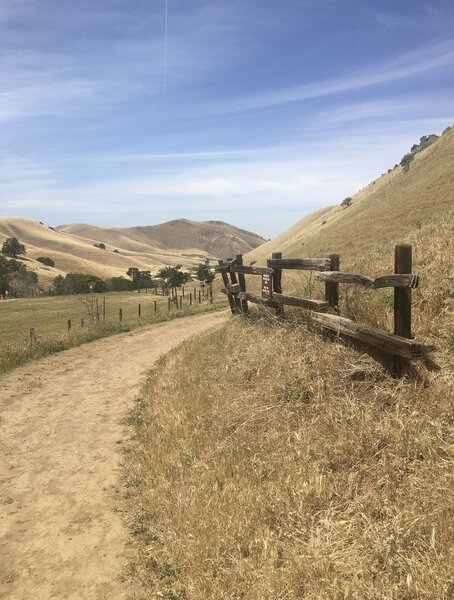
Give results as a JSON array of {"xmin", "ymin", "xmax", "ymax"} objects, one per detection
[{"xmin": 205, "ymin": 39, "xmax": 454, "ymax": 114}]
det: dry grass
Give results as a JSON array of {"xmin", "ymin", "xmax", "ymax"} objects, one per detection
[{"xmin": 123, "ymin": 212, "xmax": 454, "ymax": 599}]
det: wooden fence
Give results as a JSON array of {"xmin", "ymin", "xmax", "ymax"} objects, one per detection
[{"xmin": 216, "ymin": 244, "xmax": 424, "ymax": 371}]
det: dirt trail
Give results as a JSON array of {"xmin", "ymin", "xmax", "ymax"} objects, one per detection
[{"xmin": 0, "ymin": 311, "xmax": 228, "ymax": 600}]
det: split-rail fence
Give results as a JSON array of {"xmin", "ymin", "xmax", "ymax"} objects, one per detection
[{"xmin": 216, "ymin": 244, "xmax": 424, "ymax": 373}]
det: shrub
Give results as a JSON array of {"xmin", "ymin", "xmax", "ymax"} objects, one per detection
[
  {"xmin": 37, "ymin": 256, "xmax": 55, "ymax": 267},
  {"xmin": 341, "ymin": 197, "xmax": 352, "ymax": 208}
]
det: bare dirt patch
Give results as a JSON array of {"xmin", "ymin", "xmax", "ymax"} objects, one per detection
[{"xmin": 0, "ymin": 310, "xmax": 228, "ymax": 600}]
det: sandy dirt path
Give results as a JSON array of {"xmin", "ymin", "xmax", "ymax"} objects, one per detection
[{"xmin": 0, "ymin": 311, "xmax": 228, "ymax": 600}]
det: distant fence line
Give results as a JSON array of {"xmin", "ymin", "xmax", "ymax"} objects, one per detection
[
  {"xmin": 216, "ymin": 244, "xmax": 425, "ymax": 376},
  {"xmin": 23, "ymin": 284, "xmax": 214, "ymax": 344}
]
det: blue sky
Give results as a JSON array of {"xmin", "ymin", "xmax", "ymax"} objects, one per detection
[{"xmin": 1, "ymin": 0, "xmax": 453, "ymax": 237}]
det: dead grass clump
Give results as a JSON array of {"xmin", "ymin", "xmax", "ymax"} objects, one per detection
[{"xmin": 124, "ymin": 312, "xmax": 453, "ymax": 599}]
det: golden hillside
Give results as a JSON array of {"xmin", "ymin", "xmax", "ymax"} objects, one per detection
[
  {"xmin": 57, "ymin": 219, "xmax": 266, "ymax": 259},
  {"xmin": 246, "ymin": 126, "xmax": 454, "ymax": 266},
  {"xmin": 0, "ymin": 217, "xmax": 265, "ymax": 286}
]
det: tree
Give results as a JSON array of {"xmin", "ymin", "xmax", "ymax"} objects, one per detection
[
  {"xmin": 52, "ymin": 273, "xmax": 108, "ymax": 295},
  {"xmin": 93, "ymin": 242, "xmax": 106, "ymax": 250},
  {"xmin": 156, "ymin": 265, "xmax": 192, "ymax": 290},
  {"xmin": 108, "ymin": 276, "xmax": 134, "ymax": 292},
  {"xmin": 195, "ymin": 260, "xmax": 215, "ymax": 286},
  {"xmin": 341, "ymin": 197, "xmax": 352, "ymax": 209},
  {"xmin": 2, "ymin": 237, "xmax": 26, "ymax": 258},
  {"xmin": 37, "ymin": 256, "xmax": 55, "ymax": 267},
  {"xmin": 126, "ymin": 267, "xmax": 153, "ymax": 290},
  {"xmin": 0, "ymin": 254, "xmax": 38, "ymax": 296}
]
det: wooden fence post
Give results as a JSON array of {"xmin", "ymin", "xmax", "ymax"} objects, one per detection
[
  {"xmin": 154, "ymin": 300, "xmax": 157, "ymax": 314},
  {"xmin": 179, "ymin": 296, "xmax": 183, "ymax": 310},
  {"xmin": 271, "ymin": 252, "xmax": 284, "ymax": 317},
  {"xmin": 325, "ymin": 253, "xmax": 340, "ymax": 311},
  {"xmin": 95, "ymin": 298, "xmax": 100, "ymax": 322},
  {"xmin": 67, "ymin": 319, "xmax": 72, "ymax": 332},
  {"xmin": 198, "ymin": 290, "xmax": 201, "ymax": 304},
  {"xmin": 210, "ymin": 286, "xmax": 213, "ymax": 304},
  {"xmin": 138, "ymin": 303, "xmax": 141, "ymax": 318},
  {"xmin": 103, "ymin": 297, "xmax": 106, "ymax": 321},
  {"xmin": 168, "ymin": 297, "xmax": 171, "ymax": 312},
  {"xmin": 218, "ymin": 259, "xmax": 236, "ymax": 314},
  {"xmin": 236, "ymin": 254, "xmax": 249, "ymax": 314},
  {"xmin": 189, "ymin": 293, "xmax": 193, "ymax": 306},
  {"xmin": 228, "ymin": 261, "xmax": 242, "ymax": 313},
  {"xmin": 394, "ymin": 244, "xmax": 412, "ymax": 376},
  {"xmin": 119, "ymin": 308, "xmax": 123, "ymax": 322},
  {"xmin": 182, "ymin": 286, "xmax": 185, "ymax": 298}
]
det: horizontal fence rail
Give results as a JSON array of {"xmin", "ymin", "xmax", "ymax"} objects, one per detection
[{"xmin": 216, "ymin": 245, "xmax": 423, "ymax": 375}]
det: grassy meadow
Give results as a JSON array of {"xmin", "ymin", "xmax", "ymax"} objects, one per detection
[
  {"xmin": 0, "ymin": 285, "xmax": 226, "ymax": 374},
  {"xmin": 123, "ymin": 210, "xmax": 454, "ymax": 599}
]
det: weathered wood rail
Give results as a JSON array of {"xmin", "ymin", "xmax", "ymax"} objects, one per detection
[{"xmin": 216, "ymin": 245, "xmax": 424, "ymax": 372}]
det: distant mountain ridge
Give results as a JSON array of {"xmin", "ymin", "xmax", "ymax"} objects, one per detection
[
  {"xmin": 56, "ymin": 219, "xmax": 266, "ymax": 258},
  {"xmin": 0, "ymin": 217, "xmax": 265, "ymax": 285}
]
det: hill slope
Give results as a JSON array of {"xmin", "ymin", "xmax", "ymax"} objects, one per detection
[
  {"xmin": 0, "ymin": 217, "xmax": 265, "ymax": 286},
  {"xmin": 246, "ymin": 126, "xmax": 454, "ymax": 266},
  {"xmin": 57, "ymin": 219, "xmax": 266, "ymax": 260}
]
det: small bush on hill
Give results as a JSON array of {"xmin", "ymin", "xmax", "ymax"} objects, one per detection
[
  {"xmin": 341, "ymin": 196, "xmax": 352, "ymax": 208},
  {"xmin": 37, "ymin": 256, "xmax": 55, "ymax": 267}
]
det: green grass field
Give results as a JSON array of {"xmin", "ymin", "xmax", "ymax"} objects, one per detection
[{"xmin": 0, "ymin": 285, "xmax": 227, "ymax": 373}]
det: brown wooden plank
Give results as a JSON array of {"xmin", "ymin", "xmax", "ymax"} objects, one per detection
[
  {"xmin": 267, "ymin": 258, "xmax": 331, "ymax": 270},
  {"xmin": 215, "ymin": 265, "xmax": 231, "ymax": 273},
  {"xmin": 311, "ymin": 313, "xmax": 422, "ymax": 359},
  {"xmin": 230, "ymin": 265, "xmax": 274, "ymax": 275},
  {"xmin": 316, "ymin": 271, "xmax": 419, "ymax": 289},
  {"xmin": 272, "ymin": 293, "xmax": 329, "ymax": 311},
  {"xmin": 237, "ymin": 292, "xmax": 277, "ymax": 308}
]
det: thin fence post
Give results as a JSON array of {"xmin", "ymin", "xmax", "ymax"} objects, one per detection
[
  {"xmin": 210, "ymin": 286, "xmax": 213, "ymax": 304},
  {"xmin": 95, "ymin": 298, "xmax": 99, "ymax": 322},
  {"xmin": 154, "ymin": 300, "xmax": 157, "ymax": 314},
  {"xmin": 198, "ymin": 290, "xmax": 201, "ymax": 304},
  {"xmin": 179, "ymin": 296, "xmax": 183, "ymax": 310},
  {"xmin": 81, "ymin": 317, "xmax": 85, "ymax": 328},
  {"xmin": 67, "ymin": 319, "xmax": 71, "ymax": 332},
  {"xmin": 189, "ymin": 293, "xmax": 193, "ymax": 306},
  {"xmin": 168, "ymin": 297, "xmax": 171, "ymax": 312},
  {"xmin": 119, "ymin": 308, "xmax": 123, "ymax": 322},
  {"xmin": 325, "ymin": 253, "xmax": 340, "ymax": 311},
  {"xmin": 393, "ymin": 244, "xmax": 412, "ymax": 376},
  {"xmin": 103, "ymin": 297, "xmax": 106, "ymax": 321},
  {"xmin": 138, "ymin": 303, "xmax": 141, "ymax": 318},
  {"xmin": 270, "ymin": 252, "xmax": 284, "ymax": 317},
  {"xmin": 182, "ymin": 286, "xmax": 185, "ymax": 298},
  {"xmin": 236, "ymin": 254, "xmax": 249, "ymax": 314}
]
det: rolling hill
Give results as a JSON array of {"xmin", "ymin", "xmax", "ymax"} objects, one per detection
[
  {"xmin": 0, "ymin": 217, "xmax": 265, "ymax": 286},
  {"xmin": 246, "ymin": 126, "xmax": 454, "ymax": 266}
]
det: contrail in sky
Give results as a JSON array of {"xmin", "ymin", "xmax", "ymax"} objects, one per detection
[{"xmin": 163, "ymin": 0, "xmax": 168, "ymax": 102}]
